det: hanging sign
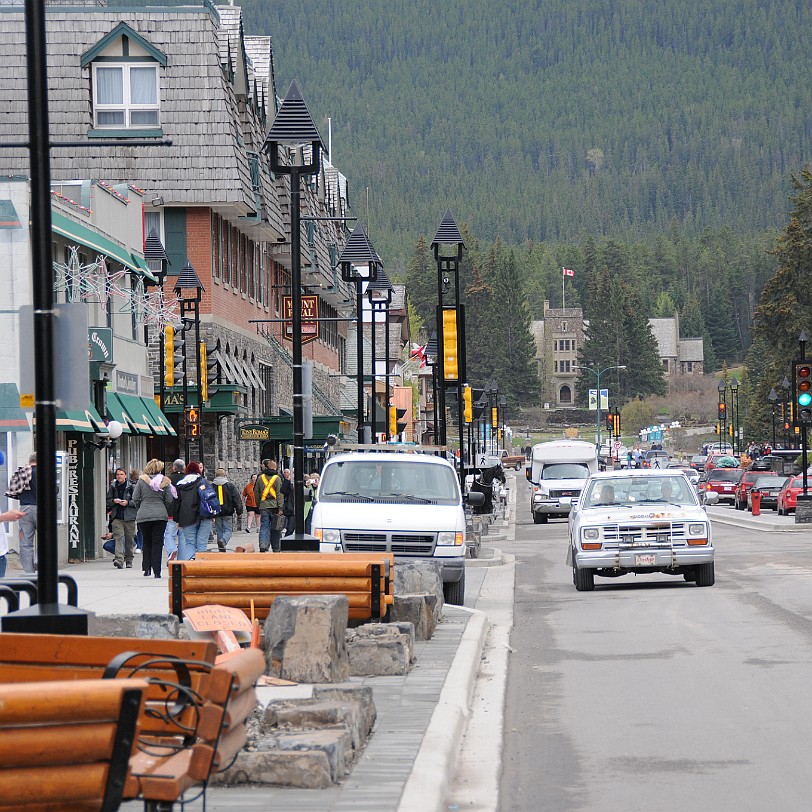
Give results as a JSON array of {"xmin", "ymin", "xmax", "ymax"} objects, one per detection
[{"xmin": 283, "ymin": 295, "xmax": 319, "ymax": 344}]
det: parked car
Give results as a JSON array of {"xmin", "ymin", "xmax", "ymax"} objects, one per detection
[
  {"xmin": 642, "ymin": 450, "xmax": 670, "ymax": 468},
  {"xmin": 777, "ymin": 475, "xmax": 807, "ymax": 515},
  {"xmin": 734, "ymin": 470, "xmax": 777, "ymax": 511},
  {"xmin": 690, "ymin": 455, "xmax": 708, "ymax": 471},
  {"xmin": 703, "ymin": 468, "xmax": 743, "ymax": 504},
  {"xmin": 748, "ymin": 476, "xmax": 789, "ymax": 512},
  {"xmin": 568, "ymin": 470, "xmax": 715, "ymax": 591}
]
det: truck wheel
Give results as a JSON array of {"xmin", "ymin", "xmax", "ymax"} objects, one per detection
[
  {"xmin": 533, "ymin": 512, "xmax": 542, "ymax": 524},
  {"xmin": 443, "ymin": 570, "xmax": 465, "ymax": 605},
  {"xmin": 515, "ymin": 462, "xmax": 521, "ymax": 471},
  {"xmin": 695, "ymin": 562, "xmax": 715, "ymax": 587},
  {"xmin": 573, "ymin": 558, "xmax": 594, "ymax": 592}
]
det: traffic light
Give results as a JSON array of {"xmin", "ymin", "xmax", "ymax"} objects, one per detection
[
  {"xmin": 613, "ymin": 412, "xmax": 621, "ymax": 436},
  {"xmin": 491, "ymin": 406, "xmax": 498, "ymax": 428},
  {"xmin": 605, "ymin": 413, "xmax": 614, "ymax": 432},
  {"xmin": 201, "ymin": 339, "xmax": 221, "ymax": 402},
  {"xmin": 794, "ymin": 361, "xmax": 812, "ymax": 424},
  {"xmin": 163, "ymin": 323, "xmax": 185, "ymax": 388},
  {"xmin": 718, "ymin": 401, "xmax": 727, "ymax": 423},
  {"xmin": 442, "ymin": 309, "xmax": 458, "ymax": 381},
  {"xmin": 185, "ymin": 405, "xmax": 200, "ymax": 438},
  {"xmin": 463, "ymin": 385, "xmax": 473, "ymax": 423},
  {"xmin": 715, "ymin": 424, "xmax": 720, "ymax": 435},
  {"xmin": 396, "ymin": 407, "xmax": 408, "ymax": 434},
  {"xmin": 389, "ymin": 405, "xmax": 397, "ymax": 437}
]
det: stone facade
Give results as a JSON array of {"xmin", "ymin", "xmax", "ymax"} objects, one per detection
[{"xmin": 532, "ymin": 300, "xmax": 585, "ymax": 407}]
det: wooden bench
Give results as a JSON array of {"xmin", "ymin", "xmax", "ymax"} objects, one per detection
[
  {"xmin": 0, "ymin": 677, "xmax": 147, "ymax": 811},
  {"xmin": 171, "ymin": 552, "xmax": 394, "ymax": 622},
  {"xmin": 0, "ymin": 634, "xmax": 265, "ymax": 810}
]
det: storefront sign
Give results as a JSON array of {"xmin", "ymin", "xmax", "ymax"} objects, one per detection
[
  {"xmin": 164, "ymin": 391, "xmax": 186, "ymax": 407},
  {"xmin": 282, "ymin": 295, "xmax": 319, "ymax": 344},
  {"xmin": 88, "ymin": 327, "xmax": 114, "ymax": 362},
  {"xmin": 239, "ymin": 424, "xmax": 270, "ymax": 441},
  {"xmin": 65, "ymin": 439, "xmax": 80, "ymax": 549},
  {"xmin": 116, "ymin": 370, "xmax": 139, "ymax": 395}
]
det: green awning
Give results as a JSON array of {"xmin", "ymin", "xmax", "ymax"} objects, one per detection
[
  {"xmin": 105, "ymin": 393, "xmax": 133, "ymax": 434},
  {"xmin": 114, "ymin": 393, "xmax": 153, "ymax": 435},
  {"xmin": 51, "ymin": 211, "xmax": 157, "ymax": 282},
  {"xmin": 0, "ymin": 383, "xmax": 30, "ymax": 432},
  {"xmin": 55, "ymin": 405, "xmax": 108, "ymax": 433},
  {"xmin": 142, "ymin": 396, "xmax": 177, "ymax": 437}
]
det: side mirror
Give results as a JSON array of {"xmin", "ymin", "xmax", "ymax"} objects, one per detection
[
  {"xmin": 704, "ymin": 491, "xmax": 719, "ymax": 505},
  {"xmin": 525, "ymin": 468, "xmax": 531, "ymax": 481},
  {"xmin": 467, "ymin": 491, "xmax": 485, "ymax": 507},
  {"xmin": 570, "ymin": 495, "xmax": 580, "ymax": 508}
]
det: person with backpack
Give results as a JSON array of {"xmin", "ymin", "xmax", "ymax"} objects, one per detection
[
  {"xmin": 173, "ymin": 461, "xmax": 219, "ymax": 560},
  {"xmin": 254, "ymin": 459, "xmax": 284, "ymax": 553},
  {"xmin": 212, "ymin": 467, "xmax": 243, "ymax": 552}
]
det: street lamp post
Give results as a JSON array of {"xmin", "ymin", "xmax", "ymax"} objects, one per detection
[
  {"xmin": 782, "ymin": 375, "xmax": 791, "ymax": 447},
  {"xmin": 367, "ymin": 268, "xmax": 393, "ymax": 441},
  {"xmin": 717, "ymin": 379, "xmax": 728, "ymax": 452},
  {"xmin": 730, "ymin": 376, "xmax": 739, "ymax": 455},
  {"xmin": 338, "ymin": 222, "xmax": 381, "ymax": 444},
  {"xmin": 574, "ymin": 365, "xmax": 626, "ymax": 451},
  {"xmin": 768, "ymin": 387, "xmax": 778, "ymax": 450},
  {"xmin": 263, "ymin": 80, "xmax": 326, "ymax": 547},
  {"xmin": 174, "ymin": 261, "xmax": 204, "ymax": 463},
  {"xmin": 488, "ymin": 380, "xmax": 498, "ymax": 455}
]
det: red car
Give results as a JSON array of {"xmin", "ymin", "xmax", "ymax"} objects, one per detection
[
  {"xmin": 777, "ymin": 475, "xmax": 810, "ymax": 515},
  {"xmin": 704, "ymin": 453, "xmax": 739, "ymax": 473},
  {"xmin": 734, "ymin": 470, "xmax": 776, "ymax": 511},
  {"xmin": 703, "ymin": 469, "xmax": 742, "ymax": 505}
]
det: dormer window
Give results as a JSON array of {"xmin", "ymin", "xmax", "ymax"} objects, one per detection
[
  {"xmin": 82, "ymin": 23, "xmax": 167, "ymax": 137},
  {"xmin": 94, "ymin": 65, "xmax": 159, "ymax": 127}
]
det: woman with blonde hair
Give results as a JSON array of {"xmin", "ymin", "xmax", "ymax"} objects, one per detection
[{"xmin": 132, "ymin": 459, "xmax": 174, "ymax": 578}]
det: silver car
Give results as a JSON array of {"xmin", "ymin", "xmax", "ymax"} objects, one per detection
[{"xmin": 568, "ymin": 470, "xmax": 715, "ymax": 591}]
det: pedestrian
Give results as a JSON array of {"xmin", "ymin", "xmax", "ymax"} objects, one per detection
[
  {"xmin": 280, "ymin": 468, "xmax": 295, "ymax": 536},
  {"xmin": 132, "ymin": 459, "xmax": 174, "ymax": 578},
  {"xmin": 0, "ymin": 507, "xmax": 25, "ymax": 578},
  {"xmin": 163, "ymin": 459, "xmax": 185, "ymax": 561},
  {"xmin": 254, "ymin": 459, "xmax": 284, "ymax": 552},
  {"xmin": 129, "ymin": 468, "xmax": 144, "ymax": 554},
  {"xmin": 242, "ymin": 473, "xmax": 258, "ymax": 531},
  {"xmin": 303, "ymin": 472, "xmax": 318, "ymax": 533},
  {"xmin": 105, "ymin": 468, "xmax": 136, "ymax": 569},
  {"xmin": 212, "ymin": 467, "xmax": 243, "ymax": 552},
  {"xmin": 173, "ymin": 461, "xmax": 212, "ymax": 560},
  {"xmin": 13, "ymin": 452, "xmax": 37, "ymax": 574}
]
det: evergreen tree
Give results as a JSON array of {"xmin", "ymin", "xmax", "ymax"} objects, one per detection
[
  {"xmin": 404, "ymin": 236, "xmax": 435, "ymax": 326},
  {"xmin": 463, "ymin": 263, "xmax": 495, "ymax": 387}
]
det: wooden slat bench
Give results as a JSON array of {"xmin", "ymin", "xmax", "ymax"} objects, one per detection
[
  {"xmin": 0, "ymin": 677, "xmax": 147, "ymax": 812},
  {"xmin": 172, "ymin": 552, "xmax": 394, "ymax": 622},
  {"xmin": 0, "ymin": 634, "xmax": 265, "ymax": 810}
]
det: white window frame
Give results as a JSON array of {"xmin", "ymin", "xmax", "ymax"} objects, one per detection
[{"xmin": 93, "ymin": 62, "xmax": 160, "ymax": 129}]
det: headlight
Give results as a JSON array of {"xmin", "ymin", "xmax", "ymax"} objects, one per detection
[
  {"xmin": 688, "ymin": 523, "xmax": 706, "ymax": 536},
  {"xmin": 583, "ymin": 527, "xmax": 600, "ymax": 540},
  {"xmin": 437, "ymin": 531, "xmax": 464, "ymax": 546},
  {"xmin": 314, "ymin": 528, "xmax": 340, "ymax": 544}
]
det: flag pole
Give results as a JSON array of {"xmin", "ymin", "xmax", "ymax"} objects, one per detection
[{"xmin": 562, "ymin": 268, "xmax": 565, "ymax": 310}]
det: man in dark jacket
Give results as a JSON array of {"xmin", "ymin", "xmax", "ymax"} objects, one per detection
[
  {"xmin": 16, "ymin": 452, "xmax": 37, "ymax": 573},
  {"xmin": 280, "ymin": 468, "xmax": 295, "ymax": 536},
  {"xmin": 254, "ymin": 460, "xmax": 284, "ymax": 552},
  {"xmin": 213, "ymin": 468, "xmax": 243, "ymax": 552},
  {"xmin": 105, "ymin": 467, "xmax": 136, "ymax": 569}
]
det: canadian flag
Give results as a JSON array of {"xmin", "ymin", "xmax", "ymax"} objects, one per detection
[
  {"xmin": 410, "ymin": 344, "xmax": 426, "ymax": 366},
  {"xmin": 562, "ymin": 268, "xmax": 575, "ymax": 277}
]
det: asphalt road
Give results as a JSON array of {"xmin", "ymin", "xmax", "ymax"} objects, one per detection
[{"xmin": 499, "ymin": 478, "xmax": 812, "ymax": 812}]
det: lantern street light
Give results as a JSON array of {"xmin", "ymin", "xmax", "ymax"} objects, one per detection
[
  {"xmin": 367, "ymin": 267, "xmax": 394, "ymax": 441},
  {"xmin": 338, "ymin": 222, "xmax": 381, "ymax": 444},
  {"xmin": 782, "ymin": 375, "xmax": 791, "ymax": 447},
  {"xmin": 768, "ymin": 387, "xmax": 778, "ymax": 450},
  {"xmin": 729, "ymin": 376, "xmax": 739, "ymax": 455},
  {"xmin": 263, "ymin": 80, "xmax": 325, "ymax": 547},
  {"xmin": 488, "ymin": 380, "xmax": 499, "ymax": 455},
  {"xmin": 717, "ymin": 378, "xmax": 728, "ymax": 451}
]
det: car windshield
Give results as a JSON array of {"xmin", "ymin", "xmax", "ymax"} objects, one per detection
[
  {"xmin": 319, "ymin": 459, "xmax": 460, "ymax": 505},
  {"xmin": 583, "ymin": 476, "xmax": 697, "ymax": 508},
  {"xmin": 541, "ymin": 463, "xmax": 590, "ymax": 480}
]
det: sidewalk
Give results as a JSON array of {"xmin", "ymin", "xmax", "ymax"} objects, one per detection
[
  {"xmin": 34, "ymin": 516, "xmax": 512, "ymax": 812},
  {"xmin": 707, "ymin": 506, "xmax": 812, "ymax": 533}
]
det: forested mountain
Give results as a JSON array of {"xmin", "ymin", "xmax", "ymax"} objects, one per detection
[{"xmin": 244, "ymin": 0, "xmax": 811, "ymax": 268}]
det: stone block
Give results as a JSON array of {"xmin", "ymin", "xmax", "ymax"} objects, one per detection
[
  {"xmin": 214, "ymin": 749, "xmax": 332, "ymax": 788},
  {"xmin": 264, "ymin": 699, "xmax": 366, "ymax": 748},
  {"xmin": 795, "ymin": 497, "xmax": 812, "ymax": 523},
  {"xmin": 345, "ymin": 623, "xmax": 413, "ymax": 676},
  {"xmin": 263, "ymin": 595, "xmax": 349, "ymax": 683},
  {"xmin": 89, "ymin": 613, "xmax": 183, "ymax": 639},
  {"xmin": 313, "ymin": 684, "xmax": 376, "ymax": 738},
  {"xmin": 391, "ymin": 593, "xmax": 438, "ymax": 640},
  {"xmin": 275, "ymin": 728, "xmax": 353, "ymax": 781}
]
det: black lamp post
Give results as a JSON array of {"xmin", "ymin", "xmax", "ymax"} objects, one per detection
[
  {"xmin": 144, "ymin": 228, "xmax": 169, "ymax": 465},
  {"xmin": 730, "ymin": 376, "xmax": 739, "ymax": 455},
  {"xmin": 338, "ymin": 222, "xmax": 381, "ymax": 444},
  {"xmin": 174, "ymin": 261, "xmax": 204, "ymax": 463},
  {"xmin": 717, "ymin": 379, "xmax": 727, "ymax": 451},
  {"xmin": 782, "ymin": 375, "xmax": 791, "ymax": 447},
  {"xmin": 367, "ymin": 268, "xmax": 393, "ymax": 441},
  {"xmin": 768, "ymin": 387, "xmax": 778, "ymax": 449},
  {"xmin": 499, "ymin": 395, "xmax": 507, "ymax": 453},
  {"xmin": 489, "ymin": 380, "xmax": 498, "ymax": 455},
  {"xmin": 431, "ymin": 211, "xmax": 466, "ymax": 486},
  {"xmin": 425, "ymin": 331, "xmax": 438, "ymax": 444}
]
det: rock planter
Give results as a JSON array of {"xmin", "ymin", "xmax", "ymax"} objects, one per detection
[{"xmin": 346, "ymin": 622, "xmax": 414, "ymax": 676}]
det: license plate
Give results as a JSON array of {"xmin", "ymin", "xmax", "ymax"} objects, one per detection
[
  {"xmin": 635, "ymin": 554, "xmax": 657, "ymax": 566},
  {"xmin": 722, "ymin": 486, "xmax": 733, "ymax": 491}
]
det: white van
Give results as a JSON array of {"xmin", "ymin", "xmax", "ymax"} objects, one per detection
[
  {"xmin": 527, "ymin": 440, "xmax": 598, "ymax": 524},
  {"xmin": 310, "ymin": 450, "xmax": 483, "ymax": 604}
]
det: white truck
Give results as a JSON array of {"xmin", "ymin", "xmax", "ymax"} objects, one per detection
[
  {"xmin": 527, "ymin": 440, "xmax": 598, "ymax": 524},
  {"xmin": 310, "ymin": 447, "xmax": 484, "ymax": 604}
]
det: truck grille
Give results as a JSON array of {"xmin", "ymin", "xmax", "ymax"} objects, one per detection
[
  {"xmin": 602, "ymin": 522, "xmax": 687, "ymax": 546},
  {"xmin": 342, "ymin": 531, "xmax": 436, "ymax": 555}
]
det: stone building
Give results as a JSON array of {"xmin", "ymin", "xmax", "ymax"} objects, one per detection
[
  {"xmin": 532, "ymin": 301, "xmax": 585, "ymax": 407},
  {"xmin": 648, "ymin": 314, "xmax": 704, "ymax": 376}
]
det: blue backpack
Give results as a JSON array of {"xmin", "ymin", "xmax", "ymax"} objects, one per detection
[{"xmin": 197, "ymin": 478, "xmax": 221, "ymax": 518}]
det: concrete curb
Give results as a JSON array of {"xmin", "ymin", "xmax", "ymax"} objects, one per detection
[
  {"xmin": 708, "ymin": 508, "xmax": 812, "ymax": 533},
  {"xmin": 398, "ymin": 608, "xmax": 488, "ymax": 812}
]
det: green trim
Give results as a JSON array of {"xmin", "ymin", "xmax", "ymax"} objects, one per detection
[
  {"xmin": 105, "ymin": 393, "xmax": 133, "ymax": 434},
  {"xmin": 90, "ymin": 56, "xmax": 158, "ymax": 63},
  {"xmin": 143, "ymin": 396, "xmax": 177, "ymax": 437},
  {"xmin": 51, "ymin": 210, "xmax": 156, "ymax": 282},
  {"xmin": 114, "ymin": 393, "xmax": 153, "ymax": 435},
  {"xmin": 87, "ymin": 128, "xmax": 164, "ymax": 139},
  {"xmin": 81, "ymin": 22, "xmax": 167, "ymax": 67},
  {"xmin": 55, "ymin": 405, "xmax": 108, "ymax": 434}
]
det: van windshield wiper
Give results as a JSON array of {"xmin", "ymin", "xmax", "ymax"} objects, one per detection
[
  {"xmin": 326, "ymin": 491, "xmax": 374, "ymax": 502},
  {"xmin": 378, "ymin": 493, "xmax": 433, "ymax": 503}
]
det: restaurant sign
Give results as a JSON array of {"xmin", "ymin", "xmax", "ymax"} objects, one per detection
[
  {"xmin": 282, "ymin": 295, "xmax": 319, "ymax": 344},
  {"xmin": 239, "ymin": 423, "xmax": 271, "ymax": 441}
]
